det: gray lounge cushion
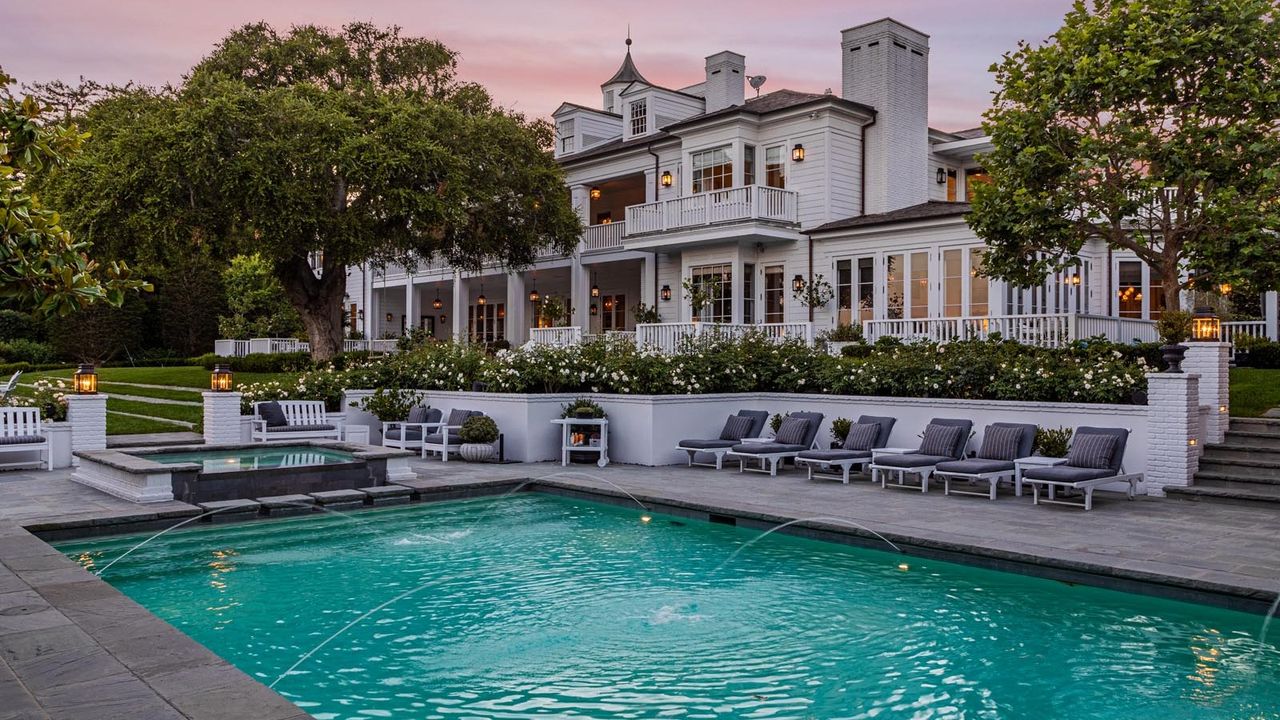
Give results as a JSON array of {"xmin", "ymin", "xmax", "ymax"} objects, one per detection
[
  {"xmin": 874, "ymin": 453, "xmax": 953, "ymax": 468},
  {"xmin": 1067, "ymin": 433, "xmax": 1118, "ymax": 469},
  {"xmin": 736, "ymin": 410, "xmax": 771, "ymax": 438},
  {"xmin": 919, "ymin": 423, "xmax": 965, "ymax": 457},
  {"xmin": 425, "ymin": 431, "xmax": 463, "ymax": 445},
  {"xmin": 258, "ymin": 401, "xmax": 287, "ymax": 427},
  {"xmin": 0, "ymin": 434, "xmax": 44, "ymax": 445},
  {"xmin": 383, "ymin": 427, "xmax": 424, "ymax": 442},
  {"xmin": 977, "ymin": 424, "xmax": 1024, "ymax": 461},
  {"xmin": 406, "ymin": 406, "xmax": 439, "ymax": 425},
  {"xmin": 856, "ymin": 415, "xmax": 897, "ymax": 448},
  {"xmin": 935, "ymin": 458, "xmax": 1015, "ymax": 475},
  {"xmin": 446, "ymin": 408, "xmax": 477, "ymax": 428},
  {"xmin": 731, "ymin": 442, "xmax": 807, "ymax": 455},
  {"xmin": 798, "ymin": 448, "xmax": 872, "ymax": 462},
  {"xmin": 843, "ymin": 423, "xmax": 880, "ymax": 451},
  {"xmin": 679, "ymin": 439, "xmax": 737, "ymax": 450},
  {"xmin": 774, "ymin": 417, "xmax": 810, "ymax": 446},
  {"xmin": 1022, "ymin": 465, "xmax": 1116, "ymax": 483},
  {"xmin": 266, "ymin": 423, "xmax": 336, "ymax": 432},
  {"xmin": 719, "ymin": 415, "xmax": 755, "ymax": 441}
]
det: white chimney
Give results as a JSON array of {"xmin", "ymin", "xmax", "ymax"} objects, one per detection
[
  {"xmin": 704, "ymin": 51, "xmax": 746, "ymax": 112},
  {"xmin": 841, "ymin": 19, "xmax": 929, "ymax": 214}
]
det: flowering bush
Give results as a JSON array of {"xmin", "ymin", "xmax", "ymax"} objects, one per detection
[{"xmin": 3, "ymin": 378, "xmax": 68, "ymax": 421}]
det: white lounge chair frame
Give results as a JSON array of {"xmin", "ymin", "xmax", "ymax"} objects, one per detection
[
  {"xmin": 730, "ymin": 438, "xmax": 822, "ymax": 477},
  {"xmin": 795, "ymin": 454, "xmax": 873, "ymax": 484},
  {"xmin": 1025, "ymin": 470, "xmax": 1142, "ymax": 511},
  {"xmin": 251, "ymin": 401, "xmax": 342, "ymax": 442},
  {"xmin": 939, "ymin": 467, "xmax": 1017, "ymax": 501},
  {"xmin": 381, "ymin": 419, "xmax": 445, "ymax": 452},
  {"xmin": 0, "ymin": 407, "xmax": 52, "ymax": 471}
]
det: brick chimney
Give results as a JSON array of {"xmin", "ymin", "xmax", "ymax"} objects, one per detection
[{"xmin": 704, "ymin": 51, "xmax": 746, "ymax": 113}]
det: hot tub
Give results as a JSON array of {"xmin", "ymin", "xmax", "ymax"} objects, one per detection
[{"xmin": 71, "ymin": 441, "xmax": 417, "ymax": 504}]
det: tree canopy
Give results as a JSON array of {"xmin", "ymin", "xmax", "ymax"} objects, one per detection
[
  {"xmin": 36, "ymin": 23, "xmax": 581, "ymax": 358},
  {"xmin": 968, "ymin": 0, "xmax": 1280, "ymax": 311}
]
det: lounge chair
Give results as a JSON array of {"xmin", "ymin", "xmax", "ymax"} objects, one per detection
[
  {"xmin": 676, "ymin": 410, "xmax": 770, "ymax": 470},
  {"xmin": 1020, "ymin": 427, "xmax": 1141, "ymax": 511},
  {"xmin": 381, "ymin": 406, "xmax": 443, "ymax": 452},
  {"xmin": 934, "ymin": 422, "xmax": 1037, "ymax": 500},
  {"xmin": 422, "ymin": 408, "xmax": 483, "ymax": 462},
  {"xmin": 726, "ymin": 411, "xmax": 824, "ymax": 476},
  {"xmin": 794, "ymin": 415, "xmax": 897, "ymax": 483},
  {"xmin": 869, "ymin": 418, "xmax": 972, "ymax": 493}
]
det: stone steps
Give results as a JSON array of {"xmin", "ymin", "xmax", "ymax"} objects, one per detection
[
  {"xmin": 1166, "ymin": 484, "xmax": 1280, "ymax": 508},
  {"xmin": 1178, "ymin": 418, "xmax": 1280, "ymax": 508},
  {"xmin": 1228, "ymin": 417, "xmax": 1280, "ymax": 437},
  {"xmin": 1196, "ymin": 458, "xmax": 1280, "ymax": 481}
]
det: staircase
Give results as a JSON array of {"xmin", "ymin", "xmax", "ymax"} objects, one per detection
[{"xmin": 1166, "ymin": 418, "xmax": 1280, "ymax": 507}]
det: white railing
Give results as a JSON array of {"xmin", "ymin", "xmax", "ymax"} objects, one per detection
[
  {"xmin": 215, "ymin": 337, "xmax": 404, "ymax": 356},
  {"xmin": 529, "ymin": 326, "xmax": 584, "ymax": 348},
  {"xmin": 583, "ymin": 222, "xmax": 625, "ymax": 252},
  {"xmin": 625, "ymin": 185, "xmax": 799, "ymax": 236},
  {"xmin": 344, "ymin": 339, "xmax": 399, "ymax": 353},
  {"xmin": 862, "ymin": 313, "xmax": 1160, "ymax": 347},
  {"xmin": 634, "ymin": 322, "xmax": 813, "ymax": 353},
  {"xmin": 1221, "ymin": 320, "xmax": 1267, "ymax": 345}
]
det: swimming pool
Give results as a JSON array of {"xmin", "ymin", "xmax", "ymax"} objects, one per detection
[
  {"xmin": 138, "ymin": 445, "xmax": 358, "ymax": 473},
  {"xmin": 59, "ymin": 494, "xmax": 1280, "ymax": 719}
]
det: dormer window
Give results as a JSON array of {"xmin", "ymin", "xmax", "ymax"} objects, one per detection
[
  {"xmin": 604, "ymin": 90, "xmax": 615, "ymax": 113},
  {"xmin": 557, "ymin": 119, "xmax": 574, "ymax": 154},
  {"xmin": 630, "ymin": 99, "xmax": 647, "ymax": 135}
]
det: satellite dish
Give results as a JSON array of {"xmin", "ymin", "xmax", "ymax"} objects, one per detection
[{"xmin": 747, "ymin": 75, "xmax": 767, "ymax": 96}]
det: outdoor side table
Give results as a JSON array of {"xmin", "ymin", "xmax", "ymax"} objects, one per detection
[
  {"xmin": 1014, "ymin": 456, "xmax": 1067, "ymax": 497},
  {"xmin": 551, "ymin": 418, "xmax": 609, "ymax": 468},
  {"xmin": 342, "ymin": 424, "xmax": 371, "ymax": 446}
]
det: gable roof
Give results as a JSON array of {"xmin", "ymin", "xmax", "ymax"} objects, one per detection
[
  {"xmin": 810, "ymin": 202, "xmax": 971, "ymax": 233},
  {"xmin": 553, "ymin": 101, "xmax": 621, "ymax": 119},
  {"xmin": 661, "ymin": 89, "xmax": 875, "ymax": 131},
  {"xmin": 603, "ymin": 50, "xmax": 649, "ymax": 86},
  {"xmin": 556, "ymin": 131, "xmax": 675, "ymax": 165}
]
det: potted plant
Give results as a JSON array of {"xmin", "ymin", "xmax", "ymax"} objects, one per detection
[
  {"xmin": 353, "ymin": 387, "xmax": 422, "ymax": 422},
  {"xmin": 458, "ymin": 415, "xmax": 499, "ymax": 462},
  {"xmin": 1156, "ymin": 310, "xmax": 1194, "ymax": 372},
  {"xmin": 768, "ymin": 413, "xmax": 784, "ymax": 438},
  {"xmin": 1034, "ymin": 426, "xmax": 1073, "ymax": 458},
  {"xmin": 829, "ymin": 417, "xmax": 852, "ymax": 449},
  {"xmin": 562, "ymin": 398, "xmax": 605, "ymax": 463}
]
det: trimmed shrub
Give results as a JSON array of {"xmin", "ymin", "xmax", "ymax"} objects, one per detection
[
  {"xmin": 0, "ymin": 310, "xmax": 42, "ymax": 342},
  {"xmin": 459, "ymin": 415, "xmax": 499, "ymax": 444},
  {"xmin": 0, "ymin": 339, "xmax": 57, "ymax": 365}
]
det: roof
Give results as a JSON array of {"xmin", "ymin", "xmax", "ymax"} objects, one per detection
[
  {"xmin": 603, "ymin": 50, "xmax": 648, "ymax": 86},
  {"xmin": 661, "ymin": 89, "xmax": 875, "ymax": 131},
  {"xmin": 553, "ymin": 101, "xmax": 621, "ymax": 119},
  {"xmin": 557, "ymin": 131, "xmax": 674, "ymax": 165},
  {"xmin": 951, "ymin": 127, "xmax": 987, "ymax": 139},
  {"xmin": 810, "ymin": 201, "xmax": 971, "ymax": 233}
]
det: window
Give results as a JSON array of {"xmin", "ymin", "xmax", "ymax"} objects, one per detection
[
  {"xmin": 743, "ymin": 145, "xmax": 756, "ymax": 185},
  {"xmin": 970, "ymin": 248, "xmax": 989, "ymax": 316},
  {"xmin": 837, "ymin": 259, "xmax": 853, "ymax": 325},
  {"xmin": 965, "ymin": 168, "xmax": 990, "ymax": 201},
  {"xmin": 602, "ymin": 294, "xmax": 626, "ymax": 331},
  {"xmin": 764, "ymin": 265, "xmax": 784, "ymax": 323},
  {"xmin": 910, "ymin": 251, "xmax": 929, "ymax": 319},
  {"xmin": 943, "ymin": 249, "xmax": 963, "ymax": 317},
  {"xmin": 604, "ymin": 90, "xmax": 614, "ymax": 112},
  {"xmin": 946, "ymin": 169, "xmax": 957, "ymax": 202},
  {"xmin": 765, "ymin": 146, "xmax": 786, "ymax": 188},
  {"xmin": 469, "ymin": 303, "xmax": 505, "ymax": 343},
  {"xmin": 630, "ymin": 99, "xmax": 647, "ymax": 135},
  {"xmin": 857, "ymin": 258, "xmax": 875, "ymax": 322},
  {"xmin": 691, "ymin": 147, "xmax": 733, "ymax": 194},
  {"xmin": 557, "ymin": 119, "xmax": 574, "ymax": 154},
  {"xmin": 886, "ymin": 254, "xmax": 904, "ymax": 320},
  {"xmin": 690, "ymin": 264, "xmax": 732, "ymax": 322},
  {"xmin": 1118, "ymin": 261, "xmax": 1143, "ymax": 318},
  {"xmin": 743, "ymin": 263, "xmax": 756, "ymax": 324}
]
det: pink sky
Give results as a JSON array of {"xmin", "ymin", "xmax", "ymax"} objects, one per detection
[{"xmin": 1, "ymin": 0, "xmax": 1074, "ymax": 131}]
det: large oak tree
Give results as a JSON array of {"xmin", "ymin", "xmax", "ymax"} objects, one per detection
[
  {"xmin": 969, "ymin": 0, "xmax": 1280, "ymax": 312},
  {"xmin": 39, "ymin": 23, "xmax": 581, "ymax": 359}
]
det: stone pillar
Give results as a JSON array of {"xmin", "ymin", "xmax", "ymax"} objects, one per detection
[
  {"xmin": 451, "ymin": 270, "xmax": 467, "ymax": 341},
  {"xmin": 1183, "ymin": 342, "xmax": 1230, "ymax": 444},
  {"xmin": 505, "ymin": 272, "xmax": 527, "ymax": 346},
  {"xmin": 203, "ymin": 392, "xmax": 243, "ymax": 446},
  {"xmin": 1145, "ymin": 371, "xmax": 1200, "ymax": 496},
  {"xmin": 65, "ymin": 393, "xmax": 107, "ymax": 458}
]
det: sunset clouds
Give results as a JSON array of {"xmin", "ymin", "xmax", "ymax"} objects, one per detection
[{"xmin": 1, "ymin": 0, "xmax": 1073, "ymax": 130}]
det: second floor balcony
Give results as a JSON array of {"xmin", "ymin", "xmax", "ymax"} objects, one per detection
[{"xmin": 624, "ymin": 185, "xmax": 800, "ymax": 247}]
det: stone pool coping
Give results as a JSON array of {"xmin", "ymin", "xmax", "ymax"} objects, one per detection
[{"xmin": 74, "ymin": 440, "xmax": 414, "ymax": 473}]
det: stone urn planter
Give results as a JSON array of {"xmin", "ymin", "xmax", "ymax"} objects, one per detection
[
  {"xmin": 1160, "ymin": 344, "xmax": 1188, "ymax": 373},
  {"xmin": 458, "ymin": 443, "xmax": 496, "ymax": 462},
  {"xmin": 457, "ymin": 415, "xmax": 499, "ymax": 463}
]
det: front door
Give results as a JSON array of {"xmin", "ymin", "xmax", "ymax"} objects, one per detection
[{"xmin": 764, "ymin": 266, "xmax": 785, "ymax": 323}]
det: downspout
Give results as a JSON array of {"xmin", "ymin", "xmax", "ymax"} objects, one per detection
[
  {"xmin": 860, "ymin": 112, "xmax": 876, "ymax": 217},
  {"xmin": 647, "ymin": 143, "xmax": 662, "ymax": 315}
]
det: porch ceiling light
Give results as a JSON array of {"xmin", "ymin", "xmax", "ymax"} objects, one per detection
[
  {"xmin": 529, "ymin": 287, "xmax": 540, "ymax": 303},
  {"xmin": 590, "ymin": 186, "xmax": 602, "ymax": 200},
  {"xmin": 591, "ymin": 274, "xmax": 600, "ymax": 298},
  {"xmin": 792, "ymin": 144, "xmax": 805, "ymax": 162},
  {"xmin": 661, "ymin": 284, "xmax": 672, "ymax": 302},
  {"xmin": 432, "ymin": 297, "xmax": 443, "ymax": 310},
  {"xmin": 661, "ymin": 171, "xmax": 673, "ymax": 188},
  {"xmin": 792, "ymin": 274, "xmax": 805, "ymax": 292},
  {"xmin": 73, "ymin": 364, "xmax": 97, "ymax": 395},
  {"xmin": 1191, "ymin": 307, "xmax": 1220, "ymax": 342},
  {"xmin": 211, "ymin": 364, "xmax": 234, "ymax": 392}
]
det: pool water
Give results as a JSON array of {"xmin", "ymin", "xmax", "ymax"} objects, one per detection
[
  {"xmin": 136, "ymin": 445, "xmax": 356, "ymax": 474},
  {"xmin": 58, "ymin": 494, "xmax": 1280, "ymax": 719}
]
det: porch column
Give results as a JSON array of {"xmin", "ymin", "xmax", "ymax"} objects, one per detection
[
  {"xmin": 640, "ymin": 254, "xmax": 656, "ymax": 308},
  {"xmin": 1267, "ymin": 291, "xmax": 1279, "ymax": 341},
  {"xmin": 404, "ymin": 273, "xmax": 417, "ymax": 333},
  {"xmin": 361, "ymin": 264, "xmax": 373, "ymax": 338},
  {"xmin": 570, "ymin": 256, "xmax": 590, "ymax": 330},
  {"xmin": 506, "ymin": 272, "xmax": 528, "ymax": 345},
  {"xmin": 451, "ymin": 270, "xmax": 467, "ymax": 342},
  {"xmin": 730, "ymin": 261, "xmax": 744, "ymax": 324},
  {"xmin": 363, "ymin": 268, "xmax": 377, "ymax": 339},
  {"xmin": 643, "ymin": 168, "xmax": 657, "ymax": 203}
]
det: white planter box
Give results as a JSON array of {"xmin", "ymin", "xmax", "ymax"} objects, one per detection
[{"xmin": 47, "ymin": 421, "xmax": 74, "ymax": 469}]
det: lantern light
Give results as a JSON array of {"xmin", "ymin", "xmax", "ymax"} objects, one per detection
[
  {"xmin": 529, "ymin": 287, "xmax": 540, "ymax": 303},
  {"xmin": 385, "ymin": 312, "xmax": 394, "ymax": 323},
  {"xmin": 1219, "ymin": 283, "xmax": 1232, "ymax": 295},
  {"xmin": 791, "ymin": 144, "xmax": 805, "ymax": 162},
  {"xmin": 936, "ymin": 167, "xmax": 946, "ymax": 185},
  {"xmin": 432, "ymin": 289, "xmax": 443, "ymax": 310},
  {"xmin": 73, "ymin": 364, "xmax": 98, "ymax": 395},
  {"xmin": 211, "ymin": 364, "xmax": 234, "ymax": 392},
  {"xmin": 1191, "ymin": 307, "xmax": 1221, "ymax": 342},
  {"xmin": 660, "ymin": 284, "xmax": 672, "ymax": 302},
  {"xmin": 590, "ymin": 186, "xmax": 602, "ymax": 200},
  {"xmin": 792, "ymin": 274, "xmax": 805, "ymax": 293},
  {"xmin": 660, "ymin": 171, "xmax": 673, "ymax": 188},
  {"xmin": 439, "ymin": 314, "xmax": 447, "ymax": 323},
  {"xmin": 590, "ymin": 303, "xmax": 599, "ymax": 316},
  {"xmin": 603, "ymin": 297, "xmax": 615, "ymax": 311}
]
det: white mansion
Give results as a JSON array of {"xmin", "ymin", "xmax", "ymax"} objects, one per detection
[{"xmin": 341, "ymin": 18, "xmax": 1278, "ymax": 351}]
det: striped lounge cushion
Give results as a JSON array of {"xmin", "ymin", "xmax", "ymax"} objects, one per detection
[
  {"xmin": 0, "ymin": 434, "xmax": 44, "ymax": 445},
  {"xmin": 978, "ymin": 425, "xmax": 1023, "ymax": 461},
  {"xmin": 719, "ymin": 415, "xmax": 755, "ymax": 441},
  {"xmin": 774, "ymin": 417, "xmax": 810, "ymax": 446},
  {"xmin": 843, "ymin": 423, "xmax": 880, "ymax": 451},
  {"xmin": 1066, "ymin": 433, "xmax": 1118, "ymax": 469},
  {"xmin": 919, "ymin": 424, "xmax": 964, "ymax": 458}
]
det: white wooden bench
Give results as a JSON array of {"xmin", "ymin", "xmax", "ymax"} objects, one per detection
[
  {"xmin": 0, "ymin": 407, "xmax": 52, "ymax": 471},
  {"xmin": 251, "ymin": 401, "xmax": 342, "ymax": 442}
]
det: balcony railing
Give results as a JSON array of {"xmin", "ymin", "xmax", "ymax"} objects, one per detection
[
  {"xmin": 635, "ymin": 322, "xmax": 813, "ymax": 353},
  {"xmin": 625, "ymin": 185, "xmax": 799, "ymax": 236},
  {"xmin": 862, "ymin": 313, "xmax": 1160, "ymax": 347},
  {"xmin": 583, "ymin": 222, "xmax": 625, "ymax": 252}
]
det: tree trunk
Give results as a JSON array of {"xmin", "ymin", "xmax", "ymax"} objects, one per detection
[
  {"xmin": 277, "ymin": 255, "xmax": 346, "ymax": 361},
  {"xmin": 1158, "ymin": 250, "xmax": 1183, "ymax": 317}
]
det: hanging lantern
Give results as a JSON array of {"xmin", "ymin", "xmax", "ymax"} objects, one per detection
[
  {"xmin": 73, "ymin": 364, "xmax": 98, "ymax": 395},
  {"xmin": 210, "ymin": 364, "xmax": 234, "ymax": 392},
  {"xmin": 529, "ymin": 287, "xmax": 540, "ymax": 303},
  {"xmin": 432, "ymin": 289, "xmax": 443, "ymax": 310},
  {"xmin": 590, "ymin": 187, "xmax": 602, "ymax": 200},
  {"xmin": 1191, "ymin": 307, "xmax": 1221, "ymax": 342}
]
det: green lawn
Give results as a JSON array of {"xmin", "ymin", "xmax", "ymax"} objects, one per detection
[
  {"xmin": 31, "ymin": 366, "xmax": 296, "ymax": 388},
  {"xmin": 106, "ymin": 397, "xmax": 202, "ymax": 424},
  {"xmin": 107, "ymin": 413, "xmax": 190, "ymax": 435},
  {"xmin": 97, "ymin": 382, "xmax": 203, "ymax": 402},
  {"xmin": 1229, "ymin": 368, "xmax": 1280, "ymax": 418}
]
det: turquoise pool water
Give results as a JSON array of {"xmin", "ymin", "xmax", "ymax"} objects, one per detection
[
  {"xmin": 135, "ymin": 445, "xmax": 356, "ymax": 473},
  {"xmin": 59, "ymin": 494, "xmax": 1279, "ymax": 719}
]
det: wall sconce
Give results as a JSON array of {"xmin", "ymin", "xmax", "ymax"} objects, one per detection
[
  {"xmin": 590, "ymin": 303, "xmax": 599, "ymax": 316},
  {"xmin": 211, "ymin": 364, "xmax": 234, "ymax": 392},
  {"xmin": 792, "ymin": 274, "xmax": 805, "ymax": 292},
  {"xmin": 439, "ymin": 314, "xmax": 447, "ymax": 323},
  {"xmin": 1219, "ymin": 283, "xmax": 1232, "ymax": 295},
  {"xmin": 529, "ymin": 287, "xmax": 540, "ymax": 303},
  {"xmin": 1188, "ymin": 438, "xmax": 1198, "ymax": 447},
  {"xmin": 1191, "ymin": 307, "xmax": 1220, "ymax": 341},
  {"xmin": 660, "ymin": 171, "xmax": 673, "ymax": 188},
  {"xmin": 356, "ymin": 309, "xmax": 365, "ymax": 321},
  {"xmin": 660, "ymin": 284, "xmax": 672, "ymax": 302},
  {"xmin": 792, "ymin": 144, "xmax": 805, "ymax": 162},
  {"xmin": 936, "ymin": 167, "xmax": 946, "ymax": 184},
  {"xmin": 73, "ymin": 364, "xmax": 98, "ymax": 395},
  {"xmin": 590, "ymin": 186, "xmax": 601, "ymax": 200},
  {"xmin": 385, "ymin": 312, "xmax": 394, "ymax": 323}
]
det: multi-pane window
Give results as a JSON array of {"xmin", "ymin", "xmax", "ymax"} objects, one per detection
[
  {"xmin": 943, "ymin": 249, "xmax": 964, "ymax": 317},
  {"xmin": 835, "ymin": 258, "xmax": 875, "ymax": 325},
  {"xmin": 691, "ymin": 147, "xmax": 733, "ymax": 194},
  {"xmin": 743, "ymin": 263, "xmax": 756, "ymax": 324},
  {"xmin": 468, "ymin": 303, "xmax": 505, "ymax": 343},
  {"xmin": 601, "ymin": 294, "xmax": 626, "ymax": 331},
  {"xmin": 886, "ymin": 254, "xmax": 904, "ymax": 320},
  {"xmin": 743, "ymin": 145, "xmax": 756, "ymax": 185},
  {"xmin": 765, "ymin": 146, "xmax": 786, "ymax": 188},
  {"xmin": 690, "ymin": 264, "xmax": 732, "ymax": 322},
  {"xmin": 557, "ymin": 119, "xmax": 574, "ymax": 154},
  {"xmin": 1118, "ymin": 261, "xmax": 1143, "ymax": 318},
  {"xmin": 856, "ymin": 258, "xmax": 875, "ymax": 322},
  {"xmin": 965, "ymin": 168, "xmax": 990, "ymax": 201},
  {"xmin": 910, "ymin": 251, "xmax": 929, "ymax": 319},
  {"xmin": 630, "ymin": 99, "xmax": 647, "ymax": 135},
  {"xmin": 946, "ymin": 169, "xmax": 957, "ymax": 202},
  {"xmin": 764, "ymin": 266, "xmax": 784, "ymax": 323},
  {"xmin": 836, "ymin": 260, "xmax": 853, "ymax": 325},
  {"xmin": 604, "ymin": 90, "xmax": 614, "ymax": 113}
]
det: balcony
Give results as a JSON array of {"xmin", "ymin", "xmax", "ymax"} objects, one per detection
[
  {"xmin": 861, "ymin": 313, "xmax": 1160, "ymax": 348},
  {"xmin": 582, "ymin": 222, "xmax": 625, "ymax": 253},
  {"xmin": 623, "ymin": 185, "xmax": 800, "ymax": 248}
]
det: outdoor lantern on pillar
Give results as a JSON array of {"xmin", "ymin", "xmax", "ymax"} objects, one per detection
[
  {"xmin": 661, "ymin": 284, "xmax": 672, "ymax": 302},
  {"xmin": 792, "ymin": 274, "xmax": 805, "ymax": 293},
  {"xmin": 792, "ymin": 144, "xmax": 805, "ymax": 162},
  {"xmin": 590, "ymin": 186, "xmax": 602, "ymax": 200},
  {"xmin": 439, "ymin": 314, "xmax": 447, "ymax": 323},
  {"xmin": 661, "ymin": 171, "xmax": 673, "ymax": 188},
  {"xmin": 1191, "ymin": 307, "xmax": 1221, "ymax": 341},
  {"xmin": 590, "ymin": 273, "xmax": 600, "ymax": 298},
  {"xmin": 73, "ymin": 364, "xmax": 97, "ymax": 395},
  {"xmin": 211, "ymin": 364, "xmax": 234, "ymax": 392}
]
